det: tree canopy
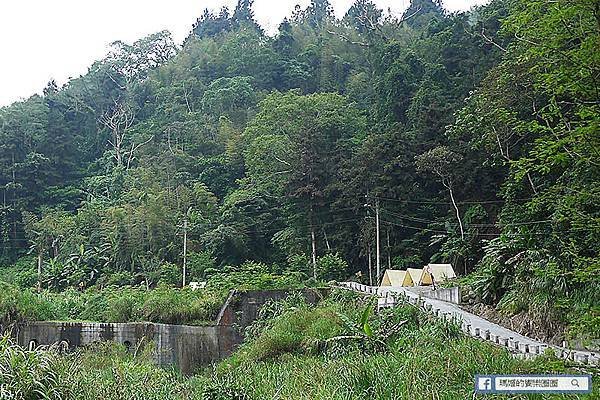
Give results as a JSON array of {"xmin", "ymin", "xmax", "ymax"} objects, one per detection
[{"xmin": 0, "ymin": 0, "xmax": 598, "ymax": 342}]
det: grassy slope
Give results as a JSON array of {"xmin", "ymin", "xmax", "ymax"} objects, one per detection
[
  {"xmin": 1, "ymin": 291, "xmax": 598, "ymax": 399},
  {"xmin": 0, "ymin": 282, "xmax": 226, "ymax": 326}
]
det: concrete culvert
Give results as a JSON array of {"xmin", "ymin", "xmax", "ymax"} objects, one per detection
[{"xmin": 59, "ymin": 340, "xmax": 70, "ymax": 353}]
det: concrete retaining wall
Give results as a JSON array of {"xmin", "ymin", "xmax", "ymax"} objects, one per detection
[
  {"xmin": 17, "ymin": 321, "xmax": 233, "ymax": 374},
  {"xmin": 15, "ymin": 288, "xmax": 328, "ymax": 374},
  {"xmin": 410, "ymin": 287, "xmax": 461, "ymax": 304}
]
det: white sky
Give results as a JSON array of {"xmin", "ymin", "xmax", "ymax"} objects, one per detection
[{"xmin": 0, "ymin": 0, "xmax": 488, "ymax": 107}]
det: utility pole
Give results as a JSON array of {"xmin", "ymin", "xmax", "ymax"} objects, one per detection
[
  {"xmin": 311, "ymin": 228, "xmax": 317, "ymax": 279},
  {"xmin": 310, "ymin": 203, "xmax": 317, "ymax": 279},
  {"xmin": 37, "ymin": 252, "xmax": 42, "ymax": 293},
  {"xmin": 387, "ymin": 228, "xmax": 392, "ymax": 269},
  {"xmin": 182, "ymin": 207, "xmax": 191, "ymax": 288},
  {"xmin": 375, "ymin": 198, "xmax": 381, "ymax": 284},
  {"xmin": 367, "ymin": 241, "xmax": 373, "ymax": 286},
  {"xmin": 364, "ymin": 193, "xmax": 381, "ymax": 284}
]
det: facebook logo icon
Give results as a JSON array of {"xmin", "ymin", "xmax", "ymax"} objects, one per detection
[
  {"xmin": 476, "ymin": 376, "xmax": 494, "ymax": 392},
  {"xmin": 474, "ymin": 374, "xmax": 591, "ymax": 394}
]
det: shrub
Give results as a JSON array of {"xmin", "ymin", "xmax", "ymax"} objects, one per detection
[
  {"xmin": 103, "ymin": 271, "xmax": 135, "ymax": 287},
  {"xmin": 187, "ymin": 251, "xmax": 216, "ymax": 281},
  {"xmin": 159, "ymin": 262, "xmax": 181, "ymax": 286},
  {"xmin": 206, "ymin": 261, "xmax": 308, "ymax": 291},
  {"xmin": 106, "ymin": 288, "xmax": 144, "ymax": 322},
  {"xmin": 0, "ymin": 256, "xmax": 37, "ymax": 289},
  {"xmin": 316, "ymin": 253, "xmax": 348, "ymax": 281},
  {"xmin": 287, "ymin": 253, "xmax": 311, "ymax": 275},
  {"xmin": 0, "ymin": 283, "xmax": 58, "ymax": 327},
  {"xmin": 0, "ymin": 281, "xmax": 228, "ymax": 326}
]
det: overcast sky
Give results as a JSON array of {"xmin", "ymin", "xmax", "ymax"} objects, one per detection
[{"xmin": 0, "ymin": 0, "xmax": 488, "ymax": 107}]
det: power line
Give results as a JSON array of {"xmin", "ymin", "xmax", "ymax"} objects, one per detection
[
  {"xmin": 241, "ymin": 217, "xmax": 363, "ymax": 236},
  {"xmin": 379, "ymin": 218, "xmax": 599, "ymax": 237},
  {"xmin": 381, "ymin": 208, "xmax": 556, "ymax": 228},
  {"xmin": 374, "ymin": 195, "xmax": 536, "ymax": 206}
]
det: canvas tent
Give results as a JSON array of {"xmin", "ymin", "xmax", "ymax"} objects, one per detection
[
  {"xmin": 420, "ymin": 263, "xmax": 456, "ymax": 285},
  {"xmin": 406, "ymin": 268, "xmax": 424, "ymax": 287},
  {"xmin": 380, "ymin": 269, "xmax": 412, "ymax": 287}
]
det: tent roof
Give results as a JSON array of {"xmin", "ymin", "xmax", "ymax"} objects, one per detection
[
  {"xmin": 380, "ymin": 269, "xmax": 407, "ymax": 287},
  {"xmin": 426, "ymin": 263, "xmax": 456, "ymax": 281},
  {"xmin": 406, "ymin": 268, "xmax": 424, "ymax": 285}
]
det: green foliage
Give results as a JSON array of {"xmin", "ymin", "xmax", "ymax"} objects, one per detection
[
  {"xmin": 202, "ymin": 76, "xmax": 256, "ymax": 125},
  {"xmin": 0, "ymin": 282, "xmax": 57, "ymax": 326},
  {"xmin": 214, "ymin": 291, "xmax": 596, "ymax": 399},
  {"xmin": 187, "ymin": 251, "xmax": 216, "ymax": 281},
  {"xmin": 0, "ymin": 292, "xmax": 598, "ymax": 399},
  {"xmin": 316, "ymin": 253, "xmax": 348, "ymax": 281},
  {"xmin": 0, "ymin": 256, "xmax": 37, "ymax": 288},
  {"xmin": 0, "ymin": 282, "xmax": 226, "ymax": 326},
  {"xmin": 0, "ymin": 336, "xmax": 69, "ymax": 399},
  {"xmin": 0, "ymin": 0, "xmax": 597, "ymax": 343},
  {"xmin": 205, "ymin": 261, "xmax": 309, "ymax": 291}
]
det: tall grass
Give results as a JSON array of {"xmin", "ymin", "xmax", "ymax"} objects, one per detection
[
  {"xmin": 0, "ymin": 336, "xmax": 198, "ymax": 400},
  {"xmin": 0, "ymin": 282, "xmax": 227, "ymax": 327},
  {"xmin": 0, "ymin": 336, "xmax": 70, "ymax": 399},
  {"xmin": 211, "ymin": 291, "xmax": 599, "ymax": 400},
  {"xmin": 0, "ymin": 290, "xmax": 597, "ymax": 399}
]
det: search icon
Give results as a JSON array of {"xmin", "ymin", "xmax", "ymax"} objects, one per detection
[{"xmin": 571, "ymin": 379, "xmax": 580, "ymax": 387}]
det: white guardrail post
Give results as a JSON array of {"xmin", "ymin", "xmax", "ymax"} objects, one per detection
[{"xmin": 337, "ymin": 282, "xmax": 597, "ymax": 366}]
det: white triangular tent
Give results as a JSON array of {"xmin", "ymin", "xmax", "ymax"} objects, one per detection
[
  {"xmin": 420, "ymin": 263, "xmax": 456, "ymax": 285},
  {"xmin": 380, "ymin": 269, "xmax": 412, "ymax": 287},
  {"xmin": 406, "ymin": 268, "xmax": 423, "ymax": 287}
]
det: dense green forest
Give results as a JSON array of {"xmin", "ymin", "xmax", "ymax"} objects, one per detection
[{"xmin": 0, "ymin": 0, "xmax": 598, "ymax": 342}]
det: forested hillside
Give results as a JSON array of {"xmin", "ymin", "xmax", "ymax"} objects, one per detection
[{"xmin": 0, "ymin": 0, "xmax": 598, "ymax": 343}]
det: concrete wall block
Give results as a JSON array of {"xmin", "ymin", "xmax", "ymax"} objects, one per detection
[
  {"xmin": 416, "ymin": 287, "xmax": 461, "ymax": 304},
  {"xmin": 464, "ymin": 324, "xmax": 471, "ymax": 335},
  {"xmin": 574, "ymin": 353, "xmax": 589, "ymax": 364},
  {"xmin": 518, "ymin": 343, "xmax": 529, "ymax": 353}
]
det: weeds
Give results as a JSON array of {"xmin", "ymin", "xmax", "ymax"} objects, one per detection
[
  {"xmin": 0, "ymin": 290, "xmax": 597, "ymax": 399},
  {"xmin": 0, "ymin": 282, "xmax": 227, "ymax": 327}
]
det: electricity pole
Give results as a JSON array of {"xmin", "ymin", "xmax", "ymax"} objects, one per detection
[
  {"xmin": 367, "ymin": 241, "xmax": 373, "ymax": 286},
  {"xmin": 365, "ymin": 193, "xmax": 382, "ymax": 285},
  {"xmin": 37, "ymin": 252, "xmax": 42, "ymax": 293},
  {"xmin": 182, "ymin": 207, "xmax": 191, "ymax": 288},
  {"xmin": 375, "ymin": 198, "xmax": 381, "ymax": 284}
]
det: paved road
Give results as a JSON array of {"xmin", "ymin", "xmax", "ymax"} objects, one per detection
[{"xmin": 340, "ymin": 282, "xmax": 599, "ymax": 367}]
